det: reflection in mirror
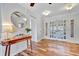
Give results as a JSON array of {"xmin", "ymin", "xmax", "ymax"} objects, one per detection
[{"xmin": 11, "ymin": 11, "xmax": 27, "ymax": 28}]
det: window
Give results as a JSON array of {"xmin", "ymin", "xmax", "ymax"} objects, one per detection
[
  {"xmin": 71, "ymin": 19, "xmax": 74, "ymax": 37},
  {"xmin": 49, "ymin": 20, "xmax": 66, "ymax": 39}
]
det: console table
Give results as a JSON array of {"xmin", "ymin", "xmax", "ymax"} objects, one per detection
[{"xmin": 0, "ymin": 35, "xmax": 32, "ymax": 56}]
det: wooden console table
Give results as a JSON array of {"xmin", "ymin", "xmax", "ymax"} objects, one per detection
[{"xmin": 0, "ymin": 35, "xmax": 32, "ymax": 56}]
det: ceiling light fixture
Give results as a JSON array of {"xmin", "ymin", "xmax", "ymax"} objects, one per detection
[
  {"xmin": 42, "ymin": 10, "xmax": 51, "ymax": 16},
  {"xmin": 65, "ymin": 3, "xmax": 77, "ymax": 10}
]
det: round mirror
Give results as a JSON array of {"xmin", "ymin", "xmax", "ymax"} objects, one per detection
[{"xmin": 11, "ymin": 11, "xmax": 27, "ymax": 28}]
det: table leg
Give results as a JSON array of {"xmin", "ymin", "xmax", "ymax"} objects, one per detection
[
  {"xmin": 27, "ymin": 40, "xmax": 29, "ymax": 48},
  {"xmin": 30, "ymin": 39, "xmax": 32, "ymax": 52},
  {"xmin": 5, "ymin": 45, "xmax": 8, "ymax": 56},
  {"xmin": 8, "ymin": 45, "xmax": 11, "ymax": 56}
]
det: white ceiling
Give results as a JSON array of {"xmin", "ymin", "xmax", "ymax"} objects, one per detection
[{"xmin": 19, "ymin": 3, "xmax": 79, "ymax": 17}]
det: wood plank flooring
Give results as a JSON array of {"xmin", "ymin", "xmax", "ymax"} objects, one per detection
[{"xmin": 15, "ymin": 39, "xmax": 79, "ymax": 56}]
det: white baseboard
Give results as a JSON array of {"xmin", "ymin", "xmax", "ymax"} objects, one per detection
[{"xmin": 38, "ymin": 37, "xmax": 79, "ymax": 44}]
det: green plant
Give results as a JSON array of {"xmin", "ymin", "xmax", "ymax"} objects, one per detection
[{"xmin": 25, "ymin": 28, "xmax": 31, "ymax": 33}]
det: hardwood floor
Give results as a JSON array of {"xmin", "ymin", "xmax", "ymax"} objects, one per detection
[{"xmin": 15, "ymin": 39, "xmax": 79, "ymax": 56}]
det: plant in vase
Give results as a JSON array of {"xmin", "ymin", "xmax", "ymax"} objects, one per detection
[{"xmin": 25, "ymin": 28, "xmax": 31, "ymax": 34}]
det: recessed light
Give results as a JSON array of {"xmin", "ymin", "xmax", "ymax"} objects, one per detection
[
  {"xmin": 65, "ymin": 3, "xmax": 77, "ymax": 10},
  {"xmin": 42, "ymin": 10, "xmax": 51, "ymax": 16}
]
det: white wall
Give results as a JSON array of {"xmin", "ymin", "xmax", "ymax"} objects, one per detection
[
  {"xmin": 73, "ymin": 14, "xmax": 79, "ymax": 43},
  {"xmin": 0, "ymin": 4, "xmax": 2, "ymax": 56},
  {"xmin": 0, "ymin": 4, "xmax": 2, "ymax": 39},
  {"xmin": 37, "ymin": 17, "xmax": 43, "ymax": 41},
  {"xmin": 30, "ymin": 17, "xmax": 38, "ymax": 42}
]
